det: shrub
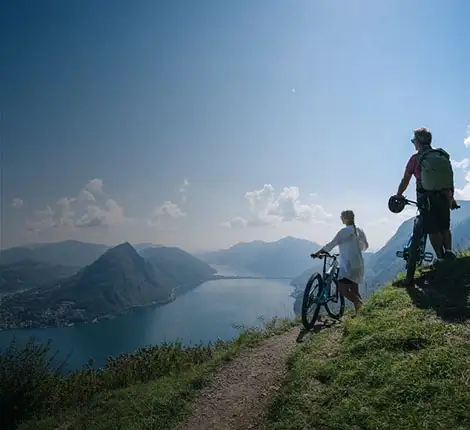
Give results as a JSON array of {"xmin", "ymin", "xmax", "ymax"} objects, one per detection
[{"xmin": 0, "ymin": 338, "xmax": 66, "ymax": 430}]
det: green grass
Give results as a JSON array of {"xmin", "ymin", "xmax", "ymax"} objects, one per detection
[
  {"xmin": 264, "ymin": 256, "xmax": 470, "ymax": 430},
  {"xmin": 3, "ymin": 317, "xmax": 296, "ymax": 430}
]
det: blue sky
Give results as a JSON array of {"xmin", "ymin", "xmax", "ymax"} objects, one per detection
[{"xmin": 1, "ymin": 0, "xmax": 470, "ymax": 252}]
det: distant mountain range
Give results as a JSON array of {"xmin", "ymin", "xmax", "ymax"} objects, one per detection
[
  {"xmin": 0, "ymin": 240, "xmax": 110, "ymax": 267},
  {"xmin": 0, "ymin": 260, "xmax": 79, "ymax": 297},
  {"xmin": 140, "ymin": 246, "xmax": 216, "ymax": 295},
  {"xmin": 1, "ymin": 199, "xmax": 469, "ymax": 329},
  {"xmin": 198, "ymin": 236, "xmax": 322, "ymax": 278},
  {"xmin": 0, "ymin": 240, "xmax": 165, "ymax": 267},
  {"xmin": 0, "ymin": 242, "xmax": 216, "ymax": 329}
]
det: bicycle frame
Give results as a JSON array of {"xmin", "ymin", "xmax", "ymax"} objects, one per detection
[
  {"xmin": 395, "ymin": 199, "xmax": 434, "ymax": 267},
  {"xmin": 301, "ymin": 249, "xmax": 345, "ymax": 330},
  {"xmin": 315, "ymin": 252, "xmax": 339, "ymax": 304}
]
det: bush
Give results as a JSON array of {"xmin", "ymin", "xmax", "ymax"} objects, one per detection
[
  {"xmin": 0, "ymin": 337, "xmax": 232, "ymax": 429},
  {"xmin": 0, "ymin": 338, "xmax": 66, "ymax": 430},
  {"xmin": 2, "ymin": 317, "xmax": 295, "ymax": 429}
]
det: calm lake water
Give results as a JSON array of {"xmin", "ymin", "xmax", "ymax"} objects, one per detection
[{"xmin": 0, "ymin": 266, "xmax": 295, "ymax": 370}]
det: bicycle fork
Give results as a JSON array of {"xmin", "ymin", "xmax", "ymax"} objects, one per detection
[{"xmin": 315, "ymin": 266, "xmax": 338, "ymax": 304}]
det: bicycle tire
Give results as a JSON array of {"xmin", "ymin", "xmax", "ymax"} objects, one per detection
[
  {"xmin": 406, "ymin": 218, "xmax": 424, "ymax": 285},
  {"xmin": 325, "ymin": 279, "xmax": 345, "ymax": 319},
  {"xmin": 301, "ymin": 273, "xmax": 323, "ymax": 330}
]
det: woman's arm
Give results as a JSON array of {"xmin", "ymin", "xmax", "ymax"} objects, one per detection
[
  {"xmin": 312, "ymin": 228, "xmax": 346, "ymax": 256},
  {"xmin": 357, "ymin": 228, "xmax": 369, "ymax": 252}
]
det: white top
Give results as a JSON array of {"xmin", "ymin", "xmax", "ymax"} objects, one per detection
[{"xmin": 322, "ymin": 225, "xmax": 369, "ymax": 284}]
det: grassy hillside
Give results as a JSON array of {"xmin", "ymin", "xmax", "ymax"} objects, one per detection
[
  {"xmin": 4, "ymin": 252, "xmax": 469, "ymax": 430},
  {"xmin": 264, "ymin": 253, "xmax": 470, "ymax": 430},
  {"xmin": 1, "ymin": 317, "xmax": 295, "ymax": 430}
]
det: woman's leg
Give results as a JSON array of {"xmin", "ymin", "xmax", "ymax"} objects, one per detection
[
  {"xmin": 338, "ymin": 279, "xmax": 362, "ymax": 313},
  {"xmin": 349, "ymin": 282, "xmax": 362, "ymax": 301}
]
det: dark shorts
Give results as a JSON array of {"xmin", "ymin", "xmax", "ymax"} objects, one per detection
[
  {"xmin": 418, "ymin": 191, "xmax": 450, "ymax": 234},
  {"xmin": 338, "ymin": 278, "xmax": 355, "ymax": 285}
]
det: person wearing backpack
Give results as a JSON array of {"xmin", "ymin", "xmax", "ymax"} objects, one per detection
[{"xmin": 394, "ymin": 127, "xmax": 457, "ymax": 264}]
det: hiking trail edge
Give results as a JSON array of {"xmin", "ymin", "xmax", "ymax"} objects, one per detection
[{"xmin": 178, "ymin": 326, "xmax": 300, "ymax": 430}]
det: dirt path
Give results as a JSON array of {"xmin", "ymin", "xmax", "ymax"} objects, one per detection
[{"xmin": 178, "ymin": 327, "xmax": 300, "ymax": 430}]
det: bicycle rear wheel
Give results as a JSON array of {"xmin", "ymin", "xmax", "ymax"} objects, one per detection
[
  {"xmin": 301, "ymin": 273, "xmax": 323, "ymax": 330},
  {"xmin": 406, "ymin": 218, "xmax": 424, "ymax": 285},
  {"xmin": 325, "ymin": 279, "xmax": 345, "ymax": 319}
]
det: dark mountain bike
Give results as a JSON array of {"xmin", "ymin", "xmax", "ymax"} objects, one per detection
[
  {"xmin": 301, "ymin": 250, "xmax": 345, "ymax": 330},
  {"xmin": 396, "ymin": 197, "xmax": 460, "ymax": 285}
]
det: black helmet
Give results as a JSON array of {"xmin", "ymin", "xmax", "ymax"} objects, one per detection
[{"xmin": 388, "ymin": 196, "xmax": 406, "ymax": 213}]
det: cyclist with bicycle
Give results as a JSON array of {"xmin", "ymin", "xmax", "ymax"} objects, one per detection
[
  {"xmin": 311, "ymin": 210, "xmax": 369, "ymax": 314},
  {"xmin": 392, "ymin": 127, "xmax": 456, "ymax": 265}
]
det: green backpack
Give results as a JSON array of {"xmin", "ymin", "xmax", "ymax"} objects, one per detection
[{"xmin": 416, "ymin": 147, "xmax": 454, "ymax": 191}]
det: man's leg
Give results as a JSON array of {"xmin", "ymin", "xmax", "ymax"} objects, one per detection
[
  {"xmin": 435, "ymin": 193, "xmax": 455, "ymax": 260},
  {"xmin": 422, "ymin": 197, "xmax": 445, "ymax": 259},
  {"xmin": 442, "ymin": 230, "xmax": 454, "ymax": 258},
  {"xmin": 429, "ymin": 232, "xmax": 445, "ymax": 259}
]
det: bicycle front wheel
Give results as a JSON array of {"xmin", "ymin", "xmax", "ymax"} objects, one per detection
[
  {"xmin": 406, "ymin": 218, "xmax": 424, "ymax": 285},
  {"xmin": 325, "ymin": 279, "xmax": 345, "ymax": 319},
  {"xmin": 301, "ymin": 273, "xmax": 323, "ymax": 330}
]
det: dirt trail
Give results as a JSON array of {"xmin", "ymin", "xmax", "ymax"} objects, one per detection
[{"xmin": 178, "ymin": 327, "xmax": 300, "ymax": 430}]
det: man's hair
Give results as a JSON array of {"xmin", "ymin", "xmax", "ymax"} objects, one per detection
[{"xmin": 413, "ymin": 127, "xmax": 432, "ymax": 145}]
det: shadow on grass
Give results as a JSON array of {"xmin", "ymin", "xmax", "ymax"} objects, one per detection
[
  {"xmin": 296, "ymin": 317, "xmax": 339, "ymax": 343},
  {"xmin": 394, "ymin": 256, "xmax": 470, "ymax": 323}
]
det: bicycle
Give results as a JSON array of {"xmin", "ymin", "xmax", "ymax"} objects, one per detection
[
  {"xmin": 300, "ymin": 250, "xmax": 345, "ymax": 330},
  {"xmin": 395, "ymin": 197, "xmax": 460, "ymax": 285}
]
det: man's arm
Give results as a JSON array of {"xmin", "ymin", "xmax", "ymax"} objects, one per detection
[
  {"xmin": 396, "ymin": 171, "xmax": 412, "ymax": 197},
  {"xmin": 396, "ymin": 156, "xmax": 415, "ymax": 197}
]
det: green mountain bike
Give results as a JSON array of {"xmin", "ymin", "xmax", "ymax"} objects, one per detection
[
  {"xmin": 301, "ymin": 250, "xmax": 345, "ymax": 330},
  {"xmin": 395, "ymin": 197, "xmax": 460, "ymax": 285}
]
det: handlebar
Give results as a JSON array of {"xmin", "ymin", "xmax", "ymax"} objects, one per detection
[
  {"xmin": 400, "ymin": 196, "xmax": 460, "ymax": 210},
  {"xmin": 310, "ymin": 250, "xmax": 339, "ymax": 260}
]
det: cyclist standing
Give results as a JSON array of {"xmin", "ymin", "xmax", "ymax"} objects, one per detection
[
  {"xmin": 393, "ymin": 127, "xmax": 456, "ymax": 264},
  {"xmin": 312, "ymin": 210, "xmax": 368, "ymax": 314}
]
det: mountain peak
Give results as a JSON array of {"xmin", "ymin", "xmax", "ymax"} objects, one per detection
[{"xmin": 111, "ymin": 242, "xmax": 135, "ymax": 253}]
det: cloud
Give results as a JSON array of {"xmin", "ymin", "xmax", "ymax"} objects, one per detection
[
  {"xmin": 179, "ymin": 178, "xmax": 189, "ymax": 204},
  {"xmin": 453, "ymin": 127, "xmax": 470, "ymax": 200},
  {"xmin": 455, "ymin": 174, "xmax": 470, "ymax": 200},
  {"xmin": 27, "ymin": 179, "xmax": 130, "ymax": 232},
  {"xmin": 179, "ymin": 178, "xmax": 189, "ymax": 192},
  {"xmin": 146, "ymin": 200, "xmax": 186, "ymax": 229},
  {"xmin": 223, "ymin": 184, "xmax": 331, "ymax": 228},
  {"xmin": 455, "ymin": 184, "xmax": 470, "ymax": 200},
  {"xmin": 368, "ymin": 217, "xmax": 390, "ymax": 227},
  {"xmin": 451, "ymin": 158, "xmax": 469, "ymax": 169},
  {"xmin": 84, "ymin": 178, "xmax": 104, "ymax": 194},
  {"xmin": 455, "ymin": 168, "xmax": 470, "ymax": 199},
  {"xmin": 222, "ymin": 216, "xmax": 248, "ymax": 229},
  {"xmin": 11, "ymin": 198, "xmax": 24, "ymax": 209},
  {"xmin": 154, "ymin": 201, "xmax": 186, "ymax": 219}
]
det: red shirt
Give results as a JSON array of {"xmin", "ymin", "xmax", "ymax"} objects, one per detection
[{"xmin": 405, "ymin": 153, "xmax": 420, "ymax": 180}]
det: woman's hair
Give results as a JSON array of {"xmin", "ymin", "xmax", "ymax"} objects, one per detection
[{"xmin": 341, "ymin": 210, "xmax": 357, "ymax": 235}]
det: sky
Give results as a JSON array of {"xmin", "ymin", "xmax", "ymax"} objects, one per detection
[{"xmin": 1, "ymin": 0, "xmax": 470, "ymax": 252}]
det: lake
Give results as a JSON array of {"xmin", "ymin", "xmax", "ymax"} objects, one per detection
[{"xmin": 0, "ymin": 267, "xmax": 295, "ymax": 370}]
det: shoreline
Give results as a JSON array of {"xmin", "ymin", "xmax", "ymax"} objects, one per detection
[
  {"xmin": 0, "ymin": 280, "xmax": 211, "ymax": 331},
  {"xmin": 0, "ymin": 276, "xmax": 296, "ymax": 331}
]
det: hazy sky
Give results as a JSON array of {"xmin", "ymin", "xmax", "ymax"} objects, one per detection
[{"xmin": 1, "ymin": 0, "xmax": 470, "ymax": 252}]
